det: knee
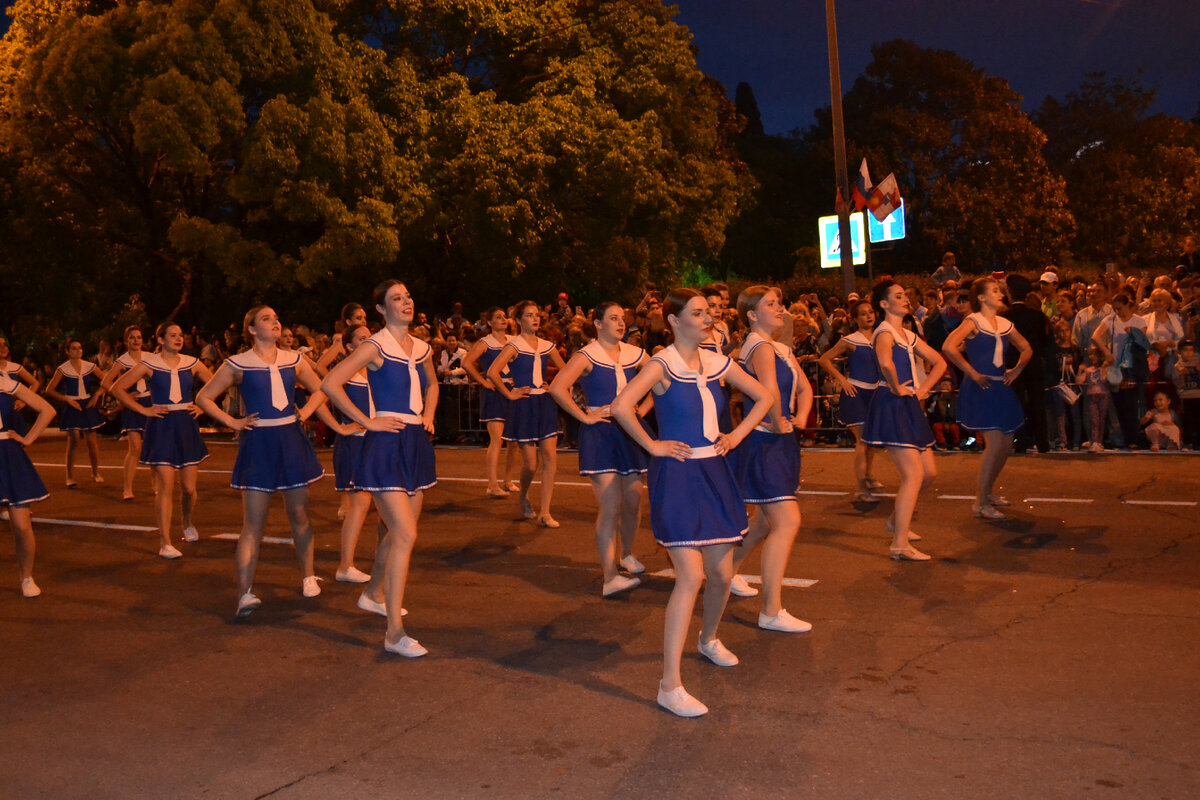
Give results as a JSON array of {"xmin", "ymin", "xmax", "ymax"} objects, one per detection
[{"xmin": 922, "ymin": 466, "xmax": 938, "ymax": 488}]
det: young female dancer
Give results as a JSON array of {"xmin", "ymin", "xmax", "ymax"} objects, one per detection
[
  {"xmin": 44, "ymin": 339, "xmax": 106, "ymax": 487},
  {"xmin": 323, "ymin": 280, "xmax": 438, "ymax": 657},
  {"xmin": 727, "ymin": 286, "xmax": 813, "ymax": 632},
  {"xmin": 462, "ymin": 306, "xmax": 520, "ymax": 498},
  {"xmin": 818, "ymin": 300, "xmax": 884, "ymax": 501},
  {"xmin": 329, "ymin": 323, "xmax": 372, "ymax": 583},
  {"xmin": 316, "ymin": 302, "xmax": 369, "ymax": 373},
  {"xmin": 1, "ymin": 370, "xmax": 55, "ymax": 596},
  {"xmin": 0, "ymin": 336, "xmax": 39, "ymax": 437},
  {"xmin": 112, "ymin": 323, "xmax": 215, "ymax": 558},
  {"xmin": 862, "ymin": 281, "xmax": 947, "ymax": 561},
  {"xmin": 487, "ymin": 301, "xmax": 566, "ymax": 527},
  {"xmin": 611, "ymin": 288, "xmax": 772, "ymax": 718},
  {"xmin": 102, "ymin": 326, "xmax": 152, "ymax": 500},
  {"xmin": 549, "ymin": 302, "xmax": 649, "ymax": 597},
  {"xmin": 195, "ymin": 306, "xmax": 343, "ymax": 617},
  {"xmin": 941, "ymin": 278, "xmax": 1031, "ymax": 519}
]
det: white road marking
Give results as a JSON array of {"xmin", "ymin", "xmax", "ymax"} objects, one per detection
[
  {"xmin": 31, "ymin": 517, "xmax": 158, "ymax": 532},
  {"xmin": 1022, "ymin": 497, "xmax": 1095, "ymax": 504},
  {"xmin": 1124, "ymin": 500, "xmax": 1197, "ymax": 507},
  {"xmin": 647, "ymin": 569, "xmax": 817, "ymax": 588},
  {"xmin": 799, "ymin": 490, "xmax": 848, "ymax": 496},
  {"xmin": 211, "ymin": 533, "xmax": 294, "ymax": 545}
]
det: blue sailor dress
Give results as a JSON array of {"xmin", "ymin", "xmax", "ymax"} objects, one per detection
[
  {"xmin": 0, "ymin": 374, "xmax": 48, "ymax": 507},
  {"xmin": 0, "ymin": 363, "xmax": 29, "ymax": 436},
  {"xmin": 645, "ymin": 345, "xmax": 748, "ymax": 548},
  {"xmin": 332, "ymin": 374, "xmax": 371, "ymax": 492},
  {"xmin": 138, "ymin": 353, "xmax": 209, "ymax": 468},
  {"xmin": 114, "ymin": 351, "xmax": 152, "ymax": 436},
  {"xmin": 699, "ymin": 331, "xmax": 735, "ymax": 434},
  {"xmin": 477, "ymin": 335, "xmax": 513, "ymax": 424},
  {"xmin": 575, "ymin": 341, "xmax": 648, "ymax": 476},
  {"xmin": 836, "ymin": 331, "xmax": 879, "ymax": 427},
  {"xmin": 502, "ymin": 336, "xmax": 562, "ymax": 443},
  {"xmin": 729, "ymin": 332, "xmax": 802, "ymax": 504},
  {"xmin": 227, "ymin": 350, "xmax": 324, "ymax": 492},
  {"xmin": 354, "ymin": 329, "xmax": 437, "ymax": 495},
  {"xmin": 862, "ymin": 322, "xmax": 936, "ymax": 450},
  {"xmin": 956, "ymin": 313, "xmax": 1025, "ymax": 434},
  {"xmin": 55, "ymin": 360, "xmax": 104, "ymax": 431}
]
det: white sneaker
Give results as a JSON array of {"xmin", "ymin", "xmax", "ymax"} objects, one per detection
[
  {"xmin": 182, "ymin": 526, "xmax": 200, "ymax": 543},
  {"xmin": 302, "ymin": 575, "xmax": 323, "ymax": 598},
  {"xmin": 384, "ymin": 635, "xmax": 427, "ymax": 658},
  {"xmin": 236, "ymin": 591, "xmax": 261, "ymax": 618},
  {"xmin": 619, "ymin": 554, "xmax": 645, "ymax": 574},
  {"xmin": 20, "ymin": 577, "xmax": 41, "ymax": 598},
  {"xmin": 158, "ymin": 544, "xmax": 183, "ymax": 560},
  {"xmin": 729, "ymin": 574, "xmax": 758, "ymax": 597},
  {"xmin": 698, "ymin": 636, "xmax": 739, "ymax": 667},
  {"xmin": 358, "ymin": 593, "xmax": 406, "ymax": 616},
  {"xmin": 601, "ymin": 575, "xmax": 640, "ymax": 597},
  {"xmin": 336, "ymin": 566, "xmax": 371, "ymax": 583},
  {"xmin": 657, "ymin": 684, "xmax": 708, "ymax": 717},
  {"xmin": 758, "ymin": 609, "xmax": 812, "ymax": 633}
]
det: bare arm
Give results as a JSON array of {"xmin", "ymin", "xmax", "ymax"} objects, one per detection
[
  {"xmin": 195, "ymin": 363, "xmax": 257, "ymax": 431},
  {"xmin": 816, "ymin": 336, "xmax": 855, "ymax": 395},
  {"xmin": 111, "ymin": 363, "xmax": 164, "ymax": 417},
  {"xmin": 461, "ymin": 339, "xmax": 494, "ymax": 388},
  {"xmin": 421, "ymin": 358, "xmax": 439, "ymax": 434},
  {"xmin": 941, "ymin": 318, "xmax": 987, "ymax": 387},
  {"xmin": 9, "ymin": 383, "xmax": 55, "ymax": 446},
  {"xmin": 911, "ymin": 338, "xmax": 948, "ymax": 400},
  {"xmin": 486, "ymin": 345, "xmax": 525, "ymax": 401},
  {"xmin": 320, "ymin": 344, "xmax": 404, "ymax": 433},
  {"xmin": 549, "ymin": 352, "xmax": 607, "ymax": 425}
]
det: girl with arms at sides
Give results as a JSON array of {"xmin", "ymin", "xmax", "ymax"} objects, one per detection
[
  {"xmin": 112, "ymin": 323, "xmax": 215, "ymax": 559},
  {"xmin": 461, "ymin": 306, "xmax": 520, "ymax": 498},
  {"xmin": 862, "ymin": 281, "xmax": 947, "ymax": 562},
  {"xmin": 0, "ymin": 336, "xmax": 40, "ymax": 437},
  {"xmin": 817, "ymin": 300, "xmax": 884, "ymax": 501},
  {"xmin": 727, "ymin": 286, "xmax": 814, "ymax": 633},
  {"xmin": 195, "ymin": 306, "xmax": 352, "ymax": 617},
  {"xmin": 323, "ymin": 280, "xmax": 438, "ymax": 657},
  {"xmin": 0, "ymin": 370, "xmax": 55, "ymax": 596},
  {"xmin": 487, "ymin": 301, "xmax": 566, "ymax": 528},
  {"xmin": 611, "ymin": 288, "xmax": 772, "ymax": 718},
  {"xmin": 549, "ymin": 302, "xmax": 650, "ymax": 597},
  {"xmin": 942, "ymin": 278, "xmax": 1032, "ymax": 520},
  {"xmin": 102, "ymin": 326, "xmax": 153, "ymax": 501},
  {"xmin": 44, "ymin": 339, "xmax": 107, "ymax": 487}
]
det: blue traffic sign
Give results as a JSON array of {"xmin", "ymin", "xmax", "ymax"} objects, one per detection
[
  {"xmin": 868, "ymin": 199, "xmax": 905, "ymax": 243},
  {"xmin": 818, "ymin": 213, "xmax": 866, "ymax": 269}
]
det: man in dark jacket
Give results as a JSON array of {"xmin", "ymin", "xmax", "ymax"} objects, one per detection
[{"xmin": 1003, "ymin": 273, "xmax": 1052, "ymax": 453}]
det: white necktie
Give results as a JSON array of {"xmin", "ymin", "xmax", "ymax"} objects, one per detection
[
  {"xmin": 531, "ymin": 341, "xmax": 543, "ymax": 387},
  {"xmin": 136, "ymin": 376, "xmax": 147, "ymax": 394},
  {"xmin": 268, "ymin": 361, "xmax": 288, "ymax": 411},
  {"xmin": 772, "ymin": 341, "xmax": 800, "ymax": 417},
  {"xmin": 614, "ymin": 355, "xmax": 627, "ymax": 395},
  {"xmin": 973, "ymin": 313, "xmax": 1003, "ymax": 368},
  {"xmin": 884, "ymin": 322, "xmax": 919, "ymax": 385},
  {"xmin": 168, "ymin": 365, "xmax": 182, "ymax": 403},
  {"xmin": 697, "ymin": 358, "xmax": 719, "ymax": 442},
  {"xmin": 367, "ymin": 381, "xmax": 376, "ymax": 418},
  {"xmin": 408, "ymin": 354, "xmax": 423, "ymax": 414}
]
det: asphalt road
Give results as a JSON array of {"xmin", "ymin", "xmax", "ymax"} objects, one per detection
[{"xmin": 2, "ymin": 436, "xmax": 1198, "ymax": 799}]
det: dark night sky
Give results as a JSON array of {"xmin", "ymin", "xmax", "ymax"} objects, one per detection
[{"xmin": 674, "ymin": 0, "xmax": 1200, "ymax": 134}]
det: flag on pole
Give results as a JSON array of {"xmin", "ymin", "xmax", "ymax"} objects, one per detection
[
  {"xmin": 868, "ymin": 173, "xmax": 901, "ymax": 221},
  {"xmin": 851, "ymin": 158, "xmax": 871, "ymax": 211}
]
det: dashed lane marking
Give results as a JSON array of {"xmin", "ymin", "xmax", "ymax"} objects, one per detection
[
  {"xmin": 1022, "ymin": 497, "xmax": 1095, "ymax": 504},
  {"xmin": 31, "ymin": 517, "xmax": 158, "ymax": 532},
  {"xmin": 1124, "ymin": 500, "xmax": 1197, "ymax": 507}
]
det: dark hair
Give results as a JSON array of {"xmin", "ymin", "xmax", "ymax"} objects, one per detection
[
  {"xmin": 870, "ymin": 280, "xmax": 902, "ymax": 318},
  {"xmin": 484, "ymin": 305, "xmax": 505, "ymax": 320},
  {"xmin": 1005, "ymin": 274, "xmax": 1033, "ymax": 298},
  {"xmin": 1111, "ymin": 291, "xmax": 1135, "ymax": 308},
  {"xmin": 851, "ymin": 299, "xmax": 874, "ymax": 319},
  {"xmin": 968, "ymin": 277, "xmax": 995, "ymax": 313},
  {"xmin": 513, "ymin": 300, "xmax": 539, "ymax": 320},
  {"xmin": 341, "ymin": 302, "xmax": 364, "ymax": 323},
  {"xmin": 155, "ymin": 322, "xmax": 182, "ymax": 341},
  {"xmin": 662, "ymin": 288, "xmax": 702, "ymax": 327},
  {"xmin": 122, "ymin": 325, "xmax": 143, "ymax": 344},
  {"xmin": 371, "ymin": 280, "xmax": 404, "ymax": 316},
  {"xmin": 736, "ymin": 285, "xmax": 775, "ymax": 328},
  {"xmin": 592, "ymin": 301, "xmax": 623, "ymax": 321},
  {"xmin": 700, "ymin": 285, "xmax": 723, "ymax": 300}
]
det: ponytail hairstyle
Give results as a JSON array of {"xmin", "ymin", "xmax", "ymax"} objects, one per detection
[
  {"xmin": 736, "ymin": 285, "xmax": 776, "ymax": 328},
  {"xmin": 242, "ymin": 305, "xmax": 269, "ymax": 345},
  {"xmin": 870, "ymin": 280, "xmax": 902, "ymax": 323}
]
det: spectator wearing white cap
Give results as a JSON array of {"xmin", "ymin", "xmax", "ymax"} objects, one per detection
[{"xmin": 1038, "ymin": 269, "xmax": 1059, "ymax": 319}]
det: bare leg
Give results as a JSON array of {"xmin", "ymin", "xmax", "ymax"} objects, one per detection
[
  {"xmin": 123, "ymin": 432, "xmax": 141, "ymax": 498},
  {"xmin": 179, "ymin": 465, "xmax": 199, "ymax": 530},
  {"xmin": 237, "ymin": 491, "xmax": 271, "ymax": 597},
  {"xmin": 698, "ymin": 543, "xmax": 735, "ymax": 645},
  {"xmin": 517, "ymin": 442, "xmax": 538, "ymax": 516},
  {"xmin": 885, "ymin": 447, "xmax": 936, "ymax": 549},
  {"xmin": 485, "ymin": 420, "xmax": 505, "ymax": 492},
  {"xmin": 65, "ymin": 431, "xmax": 77, "ymax": 484},
  {"xmin": 851, "ymin": 426, "xmax": 869, "ymax": 490},
  {"xmin": 505, "ymin": 440, "xmax": 521, "ymax": 488},
  {"xmin": 589, "ymin": 473, "xmax": 621, "ymax": 581},
  {"xmin": 154, "ymin": 466, "xmax": 176, "ymax": 549},
  {"xmin": 537, "ymin": 436, "xmax": 558, "ymax": 522},
  {"xmin": 976, "ymin": 431, "xmax": 1013, "ymax": 507},
  {"xmin": 617, "ymin": 475, "xmax": 642, "ymax": 558},
  {"xmin": 84, "ymin": 431, "xmax": 101, "ymax": 477},
  {"xmin": 756, "ymin": 501, "xmax": 801, "ymax": 617},
  {"xmin": 282, "ymin": 487, "xmax": 315, "ymax": 580},
  {"xmin": 338, "ymin": 491, "xmax": 372, "ymax": 573},
  {"xmin": 732, "ymin": 508, "xmax": 769, "ymax": 574},
  {"xmin": 373, "ymin": 491, "xmax": 419, "ymax": 643},
  {"xmin": 10, "ymin": 507, "xmax": 35, "ymax": 582},
  {"xmin": 662, "ymin": 546, "xmax": 704, "ymax": 690}
]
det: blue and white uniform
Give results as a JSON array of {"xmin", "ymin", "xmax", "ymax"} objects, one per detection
[
  {"xmin": 645, "ymin": 346, "xmax": 747, "ymax": 547},
  {"xmin": 730, "ymin": 332, "xmax": 801, "ymax": 504},
  {"xmin": 333, "ymin": 374, "xmax": 371, "ymax": 492},
  {"xmin": 0, "ymin": 362, "xmax": 29, "ymax": 436},
  {"xmin": 227, "ymin": 350, "xmax": 324, "ymax": 492},
  {"xmin": 55, "ymin": 360, "xmax": 104, "ymax": 431},
  {"xmin": 139, "ymin": 353, "xmax": 209, "ymax": 468},
  {"xmin": 699, "ymin": 329, "xmax": 734, "ymax": 433},
  {"xmin": 576, "ymin": 341, "xmax": 648, "ymax": 476},
  {"xmin": 477, "ymin": 334, "xmax": 512, "ymax": 424},
  {"xmin": 114, "ymin": 352, "xmax": 152, "ymax": 436},
  {"xmin": 502, "ymin": 336, "xmax": 561, "ymax": 443},
  {"xmin": 863, "ymin": 322, "xmax": 935, "ymax": 450},
  {"xmin": 0, "ymin": 374, "xmax": 48, "ymax": 507},
  {"xmin": 837, "ymin": 331, "xmax": 878, "ymax": 427},
  {"xmin": 354, "ymin": 329, "xmax": 437, "ymax": 495},
  {"xmin": 956, "ymin": 313, "xmax": 1025, "ymax": 434}
]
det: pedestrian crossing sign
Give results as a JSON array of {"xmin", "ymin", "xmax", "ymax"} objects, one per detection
[{"xmin": 818, "ymin": 213, "xmax": 866, "ymax": 269}]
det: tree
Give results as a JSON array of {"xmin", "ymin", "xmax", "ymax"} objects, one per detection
[
  {"xmin": 810, "ymin": 40, "xmax": 1074, "ymax": 275},
  {"xmin": 1035, "ymin": 73, "xmax": 1200, "ymax": 271}
]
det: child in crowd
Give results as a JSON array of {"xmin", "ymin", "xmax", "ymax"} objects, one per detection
[
  {"xmin": 926, "ymin": 376, "xmax": 961, "ymax": 450},
  {"xmin": 1173, "ymin": 341, "xmax": 1200, "ymax": 449},
  {"xmin": 1141, "ymin": 391, "xmax": 1182, "ymax": 451},
  {"xmin": 1048, "ymin": 317, "xmax": 1082, "ymax": 450},
  {"xmin": 1077, "ymin": 345, "xmax": 1112, "ymax": 453}
]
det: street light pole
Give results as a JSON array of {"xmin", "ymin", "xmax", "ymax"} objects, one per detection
[{"xmin": 825, "ymin": 0, "xmax": 855, "ymax": 298}]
